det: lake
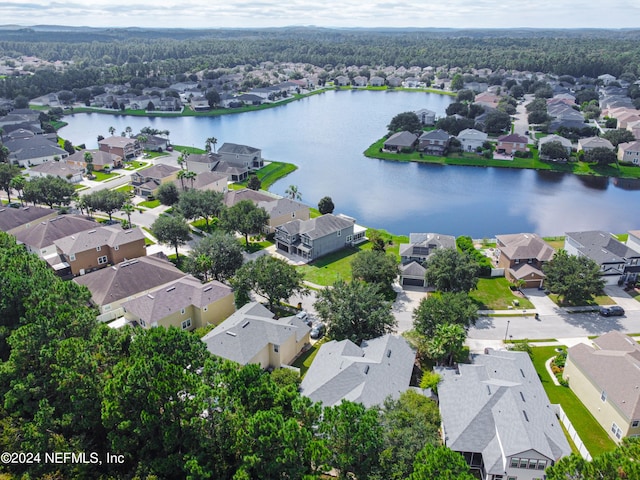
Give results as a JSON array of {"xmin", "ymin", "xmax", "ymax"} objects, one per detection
[{"xmin": 60, "ymin": 90, "xmax": 640, "ymax": 237}]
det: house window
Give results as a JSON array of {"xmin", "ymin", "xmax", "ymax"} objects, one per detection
[
  {"xmin": 515, "ymin": 259, "xmax": 520, "ymax": 264},
  {"xmin": 510, "ymin": 458, "xmax": 519, "ymax": 468},
  {"xmin": 632, "ymin": 420, "xmax": 639, "ymax": 428},
  {"xmin": 507, "ymin": 477, "xmax": 517, "ymax": 480},
  {"xmin": 528, "ymin": 459, "xmax": 537, "ymax": 469},
  {"xmin": 181, "ymin": 318, "xmax": 192, "ymax": 330},
  {"xmin": 611, "ymin": 422, "xmax": 623, "ymax": 439},
  {"xmin": 346, "ymin": 235, "xmax": 353, "ymax": 243},
  {"xmin": 601, "ymin": 390, "xmax": 607, "ymax": 402},
  {"xmin": 98, "ymin": 256, "xmax": 108, "ymax": 265},
  {"xmin": 274, "ymin": 344, "xmax": 279, "ymax": 353},
  {"xmin": 519, "ymin": 459, "xmax": 528, "ymax": 468},
  {"xmin": 537, "ymin": 460, "xmax": 546, "ymax": 470},
  {"xmin": 96, "ymin": 245, "xmax": 101, "ymax": 252},
  {"xmin": 69, "ymin": 253, "xmax": 76, "ymax": 261}
]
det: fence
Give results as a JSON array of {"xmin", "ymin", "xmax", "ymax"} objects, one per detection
[
  {"xmin": 553, "ymin": 404, "xmax": 592, "ymax": 461},
  {"xmin": 96, "ymin": 307, "xmax": 125, "ymax": 323}
]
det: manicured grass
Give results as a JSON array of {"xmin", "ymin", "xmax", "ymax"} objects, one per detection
[
  {"xmin": 364, "ymin": 137, "xmax": 640, "ymax": 179},
  {"xmin": 114, "ymin": 184, "xmax": 134, "ymax": 194},
  {"xmin": 530, "ymin": 346, "xmax": 616, "ymax": 456},
  {"xmin": 241, "ymin": 239, "xmax": 274, "ymax": 253},
  {"xmin": 543, "ymin": 236, "xmax": 565, "ymax": 250},
  {"xmin": 138, "ymin": 199, "xmax": 160, "ymax": 209},
  {"xmin": 309, "ymin": 207, "xmax": 322, "ymax": 218},
  {"xmin": 143, "ymin": 151, "xmax": 168, "ymax": 159},
  {"xmin": 366, "ymin": 228, "xmax": 409, "ymax": 262},
  {"xmin": 291, "ymin": 339, "xmax": 326, "ymax": 378},
  {"xmin": 297, "ymin": 245, "xmax": 369, "ymax": 285},
  {"xmin": 123, "ymin": 161, "xmax": 149, "ymax": 170},
  {"xmin": 91, "ymin": 170, "xmax": 119, "ymax": 182},
  {"xmin": 548, "ymin": 293, "xmax": 614, "ymax": 307},
  {"xmin": 469, "ymin": 277, "xmax": 535, "ymax": 310},
  {"xmin": 236, "ymin": 162, "xmax": 298, "ymax": 190},
  {"xmin": 173, "ymin": 145, "xmax": 207, "ymax": 155}
]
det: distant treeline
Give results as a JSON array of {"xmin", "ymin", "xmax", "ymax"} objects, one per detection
[{"xmin": 2, "ymin": 27, "xmax": 640, "ymax": 100}]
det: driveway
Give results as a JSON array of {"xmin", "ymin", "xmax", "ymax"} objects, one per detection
[
  {"xmin": 392, "ymin": 284, "xmax": 426, "ymax": 333},
  {"xmin": 604, "ymin": 285, "xmax": 640, "ymax": 312}
]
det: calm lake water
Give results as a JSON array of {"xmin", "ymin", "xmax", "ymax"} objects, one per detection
[{"xmin": 60, "ymin": 90, "xmax": 640, "ymax": 237}]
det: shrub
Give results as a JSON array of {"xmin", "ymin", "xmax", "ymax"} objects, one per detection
[
  {"xmin": 420, "ymin": 370, "xmax": 441, "ymax": 393},
  {"xmin": 456, "ymin": 236, "xmax": 493, "ymax": 277}
]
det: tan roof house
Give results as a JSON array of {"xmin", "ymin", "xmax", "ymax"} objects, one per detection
[
  {"xmin": 201, "ymin": 301, "xmax": 311, "ymax": 370},
  {"xmin": 54, "ymin": 225, "xmax": 146, "ymax": 276},
  {"xmin": 29, "ymin": 161, "xmax": 84, "ymax": 183},
  {"xmin": 131, "ymin": 163, "xmax": 181, "ymax": 197},
  {"xmin": 383, "ymin": 131, "xmax": 418, "ymax": 152},
  {"xmin": 564, "ymin": 332, "xmax": 640, "ymax": 443},
  {"xmin": 122, "ymin": 275, "xmax": 234, "ymax": 331},
  {"xmin": 578, "ymin": 136, "xmax": 614, "ymax": 153},
  {"xmin": 73, "ymin": 254, "xmax": 186, "ymax": 315},
  {"xmin": 496, "ymin": 233, "xmax": 555, "ymax": 288},
  {"xmin": 497, "ymin": 133, "xmax": 528, "ymax": 155},
  {"xmin": 618, "ymin": 140, "xmax": 640, "ymax": 165},
  {"xmin": 66, "ymin": 149, "xmax": 123, "ymax": 171},
  {"xmin": 0, "ymin": 205, "xmax": 59, "ymax": 235},
  {"xmin": 98, "ymin": 136, "xmax": 142, "ymax": 159},
  {"xmin": 13, "ymin": 214, "xmax": 97, "ymax": 258}
]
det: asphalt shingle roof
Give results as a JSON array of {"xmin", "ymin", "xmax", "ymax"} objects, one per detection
[
  {"xmin": 54, "ymin": 225, "xmax": 145, "ymax": 256},
  {"xmin": 14, "ymin": 215, "xmax": 98, "ymax": 250}
]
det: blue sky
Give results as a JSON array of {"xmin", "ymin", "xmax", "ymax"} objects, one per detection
[{"xmin": 1, "ymin": 1, "xmax": 639, "ymax": 29}]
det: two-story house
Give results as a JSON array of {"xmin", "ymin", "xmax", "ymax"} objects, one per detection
[
  {"xmin": 437, "ymin": 349, "xmax": 571, "ymax": 480},
  {"xmin": 14, "ymin": 214, "xmax": 97, "ymax": 258},
  {"xmin": 418, "ymin": 129, "xmax": 451, "ymax": 155},
  {"xmin": 54, "ymin": 225, "xmax": 146, "ymax": 276},
  {"xmin": 617, "ymin": 140, "xmax": 640, "ymax": 165},
  {"xmin": 274, "ymin": 214, "xmax": 355, "ymax": 262},
  {"xmin": 98, "ymin": 136, "xmax": 142, "ymax": 160},
  {"xmin": 564, "ymin": 231, "xmax": 640, "ymax": 285},
  {"xmin": 66, "ymin": 149, "xmax": 123, "ymax": 171},
  {"xmin": 122, "ymin": 275, "xmax": 234, "ymax": 331},
  {"xmin": 398, "ymin": 233, "xmax": 456, "ymax": 288},
  {"xmin": 130, "ymin": 164, "xmax": 181, "ymax": 197},
  {"xmin": 457, "ymin": 128, "xmax": 488, "ymax": 152},
  {"xmin": 496, "ymin": 233, "xmax": 556, "ymax": 288},
  {"xmin": 5, "ymin": 135, "xmax": 69, "ymax": 167},
  {"xmin": 497, "ymin": 133, "xmax": 529, "ymax": 155},
  {"xmin": 217, "ymin": 142, "xmax": 264, "ymax": 170},
  {"xmin": 564, "ymin": 332, "xmax": 640, "ymax": 443}
]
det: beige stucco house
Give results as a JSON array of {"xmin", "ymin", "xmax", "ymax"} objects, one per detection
[{"xmin": 564, "ymin": 332, "xmax": 640, "ymax": 443}]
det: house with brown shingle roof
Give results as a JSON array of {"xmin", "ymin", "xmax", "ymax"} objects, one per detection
[
  {"xmin": 383, "ymin": 131, "xmax": 418, "ymax": 152},
  {"xmin": 98, "ymin": 135, "xmax": 142, "ymax": 159},
  {"xmin": 14, "ymin": 214, "xmax": 97, "ymax": 258},
  {"xmin": 497, "ymin": 133, "xmax": 529, "ymax": 155},
  {"xmin": 618, "ymin": 140, "xmax": 640, "ymax": 165},
  {"xmin": 122, "ymin": 275, "xmax": 234, "ymax": 331},
  {"xmin": 577, "ymin": 136, "xmax": 614, "ymax": 153},
  {"xmin": 0, "ymin": 205, "xmax": 59, "ymax": 235},
  {"xmin": 54, "ymin": 225, "xmax": 146, "ymax": 276},
  {"xmin": 496, "ymin": 233, "xmax": 555, "ymax": 288},
  {"xmin": 564, "ymin": 332, "xmax": 640, "ymax": 443},
  {"xmin": 66, "ymin": 149, "xmax": 123, "ymax": 171},
  {"xmin": 73, "ymin": 254, "xmax": 186, "ymax": 315}
]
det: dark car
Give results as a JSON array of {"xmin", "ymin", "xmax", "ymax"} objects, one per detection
[
  {"xmin": 599, "ymin": 305, "xmax": 625, "ymax": 317},
  {"xmin": 310, "ymin": 322, "xmax": 326, "ymax": 339}
]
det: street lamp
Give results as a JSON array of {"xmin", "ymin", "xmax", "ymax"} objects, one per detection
[{"xmin": 504, "ymin": 320, "xmax": 511, "ymax": 342}]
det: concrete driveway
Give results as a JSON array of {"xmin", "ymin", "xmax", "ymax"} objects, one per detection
[
  {"xmin": 604, "ymin": 285, "xmax": 640, "ymax": 312},
  {"xmin": 392, "ymin": 285, "xmax": 426, "ymax": 333}
]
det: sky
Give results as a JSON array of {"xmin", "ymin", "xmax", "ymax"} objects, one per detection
[{"xmin": 1, "ymin": 1, "xmax": 640, "ymax": 30}]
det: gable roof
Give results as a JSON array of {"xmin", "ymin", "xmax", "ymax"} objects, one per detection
[
  {"xmin": 618, "ymin": 140, "xmax": 640, "ymax": 153},
  {"xmin": 437, "ymin": 350, "xmax": 571, "ymax": 475},
  {"xmin": 224, "ymin": 188, "xmax": 275, "ymax": 207},
  {"xmin": 201, "ymin": 301, "xmax": 310, "ymax": 364},
  {"xmin": 134, "ymin": 163, "xmax": 180, "ymax": 180},
  {"xmin": 73, "ymin": 254, "xmax": 185, "ymax": 306},
  {"xmin": 457, "ymin": 128, "xmax": 488, "ymax": 140},
  {"xmin": 0, "ymin": 205, "xmax": 59, "ymax": 233},
  {"xmin": 257, "ymin": 197, "xmax": 308, "ymax": 218},
  {"xmin": 400, "ymin": 232, "xmax": 456, "ymax": 259},
  {"xmin": 568, "ymin": 332, "xmax": 640, "ymax": 421},
  {"xmin": 498, "ymin": 133, "xmax": 528, "ymax": 144},
  {"xmin": 172, "ymin": 171, "xmax": 228, "ymax": 191},
  {"xmin": 122, "ymin": 276, "xmax": 232, "ymax": 325},
  {"xmin": 496, "ymin": 233, "xmax": 555, "ymax": 262},
  {"xmin": 98, "ymin": 136, "xmax": 138, "ymax": 148},
  {"xmin": 218, "ymin": 143, "xmax": 260, "ymax": 155},
  {"xmin": 384, "ymin": 131, "xmax": 418, "ymax": 147},
  {"xmin": 578, "ymin": 136, "xmax": 614, "ymax": 150},
  {"xmin": 538, "ymin": 134, "xmax": 572, "ymax": 149},
  {"xmin": 399, "ymin": 260, "xmax": 427, "ymax": 277},
  {"xmin": 419, "ymin": 129, "xmax": 450, "ymax": 141},
  {"xmin": 54, "ymin": 225, "xmax": 145, "ymax": 255},
  {"xmin": 566, "ymin": 230, "xmax": 640, "ymax": 265},
  {"xmin": 278, "ymin": 214, "xmax": 354, "ymax": 240},
  {"xmin": 14, "ymin": 214, "xmax": 97, "ymax": 249},
  {"xmin": 300, "ymin": 334, "xmax": 415, "ymax": 407}
]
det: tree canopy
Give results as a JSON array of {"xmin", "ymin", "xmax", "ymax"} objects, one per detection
[
  {"xmin": 318, "ymin": 196, "xmax": 335, "ymax": 215},
  {"xmin": 543, "ymin": 249, "xmax": 605, "ymax": 305},
  {"xmin": 351, "ymin": 249, "xmax": 399, "ymax": 291},
  {"xmin": 388, "ymin": 111, "xmax": 422, "ymax": 134},
  {"xmin": 219, "ymin": 199, "xmax": 269, "ymax": 247},
  {"xmin": 185, "ymin": 231, "xmax": 244, "ymax": 282},
  {"xmin": 424, "ymin": 248, "xmax": 479, "ymax": 293},
  {"xmin": 22, "ymin": 175, "xmax": 76, "ymax": 208},
  {"xmin": 150, "ymin": 214, "xmax": 192, "ymax": 263}
]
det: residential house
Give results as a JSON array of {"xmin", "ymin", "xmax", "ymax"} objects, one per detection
[
  {"xmin": 457, "ymin": 128, "xmax": 488, "ymax": 152},
  {"xmin": 236, "ymin": 93, "xmax": 264, "ymax": 105},
  {"xmin": 386, "ymin": 76, "xmax": 402, "ymax": 87},
  {"xmin": 617, "ymin": 140, "xmax": 640, "ymax": 165},
  {"xmin": 626, "ymin": 120, "xmax": 640, "ymax": 140},
  {"xmin": 190, "ymin": 95, "xmax": 210, "ymax": 111},
  {"xmin": 300, "ymin": 335, "xmax": 415, "ymax": 407},
  {"xmin": 213, "ymin": 162, "xmax": 249, "ymax": 182},
  {"xmin": 218, "ymin": 143, "xmax": 264, "ymax": 170},
  {"xmin": 73, "ymin": 254, "xmax": 186, "ymax": 316},
  {"xmin": 369, "ymin": 76, "xmax": 384, "ymax": 87},
  {"xmin": 538, "ymin": 134, "xmax": 573, "ymax": 158},
  {"xmin": 598, "ymin": 73, "xmax": 617, "ymax": 85},
  {"xmin": 352, "ymin": 76, "xmax": 368, "ymax": 87},
  {"xmin": 334, "ymin": 75, "xmax": 349, "ymax": 86},
  {"xmin": 14, "ymin": 214, "xmax": 97, "ymax": 258},
  {"xmin": 54, "ymin": 225, "xmax": 146, "ymax": 276},
  {"xmin": 399, "ymin": 261, "xmax": 428, "ymax": 288},
  {"xmin": 274, "ymin": 214, "xmax": 355, "ymax": 262},
  {"xmin": 577, "ymin": 136, "xmax": 614, "ymax": 153},
  {"xmin": 122, "ymin": 275, "xmax": 234, "ymax": 331},
  {"xmin": 564, "ymin": 230, "xmax": 640, "ymax": 285},
  {"xmin": 496, "ymin": 233, "xmax": 555, "ymax": 288},
  {"xmin": 414, "ymin": 108, "xmax": 437, "ymax": 126},
  {"xmin": 139, "ymin": 135, "xmax": 170, "ymax": 152},
  {"xmin": 497, "ymin": 133, "xmax": 528, "ymax": 155},
  {"xmin": 98, "ymin": 136, "xmax": 142, "ymax": 159},
  {"xmin": 4, "ymin": 136, "xmax": 69, "ymax": 167},
  {"xmin": 437, "ymin": 349, "xmax": 571, "ymax": 480},
  {"xmin": 399, "ymin": 233, "xmax": 456, "ymax": 265},
  {"xmin": 130, "ymin": 164, "xmax": 181, "ymax": 197},
  {"xmin": 474, "ymin": 91, "xmax": 501, "ymax": 109},
  {"xmin": 201, "ymin": 301, "xmax": 310, "ymax": 369},
  {"xmin": 419, "ymin": 129, "xmax": 451, "ymax": 155},
  {"xmin": 187, "ymin": 153, "xmax": 222, "ymax": 174},
  {"xmin": 0, "ymin": 205, "xmax": 59, "ymax": 235},
  {"xmin": 28, "ymin": 161, "xmax": 84, "ymax": 183},
  {"xmin": 383, "ymin": 131, "xmax": 418, "ymax": 152},
  {"xmin": 616, "ymin": 110, "xmax": 640, "ymax": 129},
  {"xmin": 626, "ymin": 230, "xmax": 640, "ymax": 254},
  {"xmin": 564, "ymin": 332, "xmax": 640, "ymax": 443},
  {"xmin": 172, "ymin": 171, "xmax": 228, "ymax": 194},
  {"xmin": 66, "ymin": 149, "xmax": 122, "ymax": 171}
]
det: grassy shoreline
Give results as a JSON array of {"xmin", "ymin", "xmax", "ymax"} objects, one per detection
[{"xmin": 364, "ymin": 137, "xmax": 640, "ymax": 179}]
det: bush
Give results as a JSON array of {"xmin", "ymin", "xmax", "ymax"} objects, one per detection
[
  {"xmin": 420, "ymin": 370, "xmax": 441, "ymax": 393},
  {"xmin": 456, "ymin": 236, "xmax": 492, "ymax": 277},
  {"xmin": 513, "ymin": 150, "xmax": 531, "ymax": 158}
]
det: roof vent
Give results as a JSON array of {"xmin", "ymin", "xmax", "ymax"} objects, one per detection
[
  {"xmin": 364, "ymin": 365, "xmax": 370, "ymax": 374},
  {"xmin": 203, "ymin": 286, "xmax": 213, "ymax": 292},
  {"xmin": 386, "ymin": 349, "xmax": 392, "ymax": 358},
  {"xmin": 88, "ymin": 230, "xmax": 96, "ymax": 234},
  {"xmin": 166, "ymin": 286, "xmax": 176, "ymax": 292},
  {"xmin": 147, "ymin": 294, "xmax": 154, "ymax": 299},
  {"xmin": 242, "ymin": 321, "xmax": 250, "ymax": 328},
  {"xmin": 226, "ymin": 331, "xmax": 237, "ymax": 337}
]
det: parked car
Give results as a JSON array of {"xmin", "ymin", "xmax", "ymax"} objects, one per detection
[
  {"xmin": 296, "ymin": 311, "xmax": 312, "ymax": 326},
  {"xmin": 310, "ymin": 322, "xmax": 326, "ymax": 339},
  {"xmin": 599, "ymin": 305, "xmax": 625, "ymax": 317}
]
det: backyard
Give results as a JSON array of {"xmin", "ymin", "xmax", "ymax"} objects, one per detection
[
  {"xmin": 530, "ymin": 345, "xmax": 617, "ymax": 457},
  {"xmin": 470, "ymin": 277, "xmax": 535, "ymax": 310}
]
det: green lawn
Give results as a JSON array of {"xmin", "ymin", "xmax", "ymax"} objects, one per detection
[
  {"xmin": 241, "ymin": 239, "xmax": 275, "ymax": 253},
  {"xmin": 366, "ymin": 228, "xmax": 409, "ymax": 262},
  {"xmin": 138, "ymin": 199, "xmax": 160, "ymax": 209},
  {"xmin": 91, "ymin": 170, "xmax": 119, "ymax": 182},
  {"xmin": 548, "ymin": 293, "xmax": 614, "ymax": 307},
  {"xmin": 543, "ymin": 236, "xmax": 565, "ymax": 250},
  {"xmin": 291, "ymin": 339, "xmax": 326, "ymax": 378},
  {"xmin": 173, "ymin": 145, "xmax": 207, "ymax": 155},
  {"xmin": 470, "ymin": 277, "xmax": 535, "ymax": 310},
  {"xmin": 123, "ymin": 161, "xmax": 150, "ymax": 170},
  {"xmin": 114, "ymin": 184, "xmax": 134, "ymax": 194},
  {"xmin": 298, "ymin": 245, "xmax": 369, "ymax": 285},
  {"xmin": 236, "ymin": 161, "xmax": 298, "ymax": 190},
  {"xmin": 530, "ymin": 346, "xmax": 616, "ymax": 457}
]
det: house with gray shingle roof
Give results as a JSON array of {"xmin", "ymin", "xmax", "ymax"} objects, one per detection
[
  {"xmin": 399, "ymin": 261, "xmax": 428, "ymax": 288},
  {"xmin": 73, "ymin": 254, "xmax": 185, "ymax": 314},
  {"xmin": 414, "ymin": 108, "xmax": 436, "ymax": 126},
  {"xmin": 457, "ymin": 128, "xmax": 488, "ymax": 152},
  {"xmin": 300, "ymin": 334, "xmax": 415, "ymax": 407},
  {"xmin": 130, "ymin": 163, "xmax": 180, "ymax": 197},
  {"xmin": 14, "ymin": 214, "xmax": 97, "ymax": 258},
  {"xmin": 419, "ymin": 129, "xmax": 451, "ymax": 156},
  {"xmin": 399, "ymin": 233, "xmax": 456, "ymax": 266},
  {"xmin": 274, "ymin": 214, "xmax": 355, "ymax": 262},
  {"xmin": 496, "ymin": 233, "xmax": 555, "ymax": 288},
  {"xmin": 383, "ymin": 131, "xmax": 418, "ymax": 152},
  {"xmin": 218, "ymin": 142, "xmax": 263, "ymax": 170},
  {"xmin": 437, "ymin": 349, "xmax": 571, "ymax": 479},
  {"xmin": 564, "ymin": 231, "xmax": 640, "ymax": 285},
  {"xmin": 564, "ymin": 332, "xmax": 640, "ymax": 443},
  {"xmin": 122, "ymin": 275, "xmax": 234, "ymax": 331},
  {"xmin": 0, "ymin": 205, "xmax": 59, "ymax": 235},
  {"xmin": 5, "ymin": 135, "xmax": 69, "ymax": 167},
  {"xmin": 54, "ymin": 225, "xmax": 146, "ymax": 276},
  {"xmin": 29, "ymin": 160, "xmax": 84, "ymax": 183},
  {"xmin": 201, "ymin": 301, "xmax": 310, "ymax": 369},
  {"xmin": 577, "ymin": 136, "xmax": 614, "ymax": 153}
]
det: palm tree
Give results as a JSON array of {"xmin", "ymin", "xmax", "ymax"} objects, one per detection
[
  {"xmin": 108, "ymin": 126, "xmax": 116, "ymax": 136},
  {"xmin": 205, "ymin": 136, "xmax": 218, "ymax": 154},
  {"xmin": 177, "ymin": 151, "xmax": 190, "ymax": 170},
  {"xmin": 83, "ymin": 151, "xmax": 94, "ymax": 177},
  {"xmin": 184, "ymin": 170, "xmax": 197, "ymax": 189},
  {"xmin": 125, "ymin": 126, "xmax": 132, "ymax": 137},
  {"xmin": 177, "ymin": 169, "xmax": 188, "ymax": 191},
  {"xmin": 121, "ymin": 201, "xmax": 135, "ymax": 228},
  {"xmin": 285, "ymin": 184, "xmax": 302, "ymax": 200}
]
